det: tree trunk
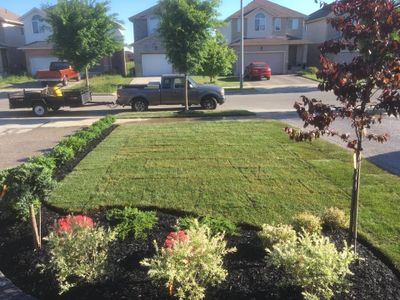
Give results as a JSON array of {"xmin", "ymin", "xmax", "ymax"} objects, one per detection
[
  {"xmin": 349, "ymin": 142, "xmax": 362, "ymax": 254},
  {"xmin": 85, "ymin": 67, "xmax": 90, "ymax": 88},
  {"xmin": 184, "ymin": 74, "xmax": 189, "ymax": 111}
]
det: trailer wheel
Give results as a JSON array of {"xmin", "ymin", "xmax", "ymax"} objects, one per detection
[
  {"xmin": 62, "ymin": 76, "xmax": 68, "ymax": 86},
  {"xmin": 132, "ymin": 98, "xmax": 148, "ymax": 112},
  {"xmin": 33, "ymin": 104, "xmax": 48, "ymax": 117}
]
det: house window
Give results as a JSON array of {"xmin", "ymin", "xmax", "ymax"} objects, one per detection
[
  {"xmin": 288, "ymin": 18, "xmax": 299, "ymax": 30},
  {"xmin": 32, "ymin": 15, "xmax": 44, "ymax": 34},
  {"xmin": 148, "ymin": 16, "xmax": 160, "ymax": 35},
  {"xmin": 255, "ymin": 13, "xmax": 266, "ymax": 31},
  {"xmin": 236, "ymin": 18, "xmax": 241, "ymax": 32},
  {"xmin": 274, "ymin": 18, "xmax": 281, "ymax": 31}
]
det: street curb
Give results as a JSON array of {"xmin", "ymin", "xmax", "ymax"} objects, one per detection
[{"xmin": 92, "ymin": 93, "xmax": 116, "ymax": 97}]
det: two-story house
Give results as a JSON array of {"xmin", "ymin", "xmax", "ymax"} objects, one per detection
[
  {"xmin": 306, "ymin": 4, "xmax": 357, "ymax": 67},
  {"xmin": 222, "ymin": 0, "xmax": 309, "ymax": 75},
  {"xmin": 0, "ymin": 7, "xmax": 25, "ymax": 75},
  {"xmin": 129, "ymin": 5, "xmax": 173, "ymax": 77},
  {"xmin": 19, "ymin": 7, "xmax": 125, "ymax": 76}
]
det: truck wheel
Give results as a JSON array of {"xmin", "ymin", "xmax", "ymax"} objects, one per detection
[
  {"xmin": 201, "ymin": 97, "xmax": 217, "ymax": 110},
  {"xmin": 33, "ymin": 104, "xmax": 48, "ymax": 117},
  {"xmin": 132, "ymin": 99, "xmax": 148, "ymax": 112},
  {"xmin": 62, "ymin": 76, "xmax": 68, "ymax": 86}
]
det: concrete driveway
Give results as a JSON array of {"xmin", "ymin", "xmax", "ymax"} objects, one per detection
[{"xmin": 131, "ymin": 74, "xmax": 316, "ymax": 88}]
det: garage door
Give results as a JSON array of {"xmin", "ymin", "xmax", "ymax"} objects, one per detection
[
  {"xmin": 244, "ymin": 52, "xmax": 285, "ymax": 74},
  {"xmin": 142, "ymin": 54, "xmax": 173, "ymax": 76},
  {"xmin": 30, "ymin": 56, "xmax": 58, "ymax": 75}
]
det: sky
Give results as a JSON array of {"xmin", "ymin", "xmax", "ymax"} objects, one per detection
[{"xmin": 1, "ymin": 0, "xmax": 322, "ymax": 46}]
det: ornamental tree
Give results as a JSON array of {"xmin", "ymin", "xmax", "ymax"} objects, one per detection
[
  {"xmin": 201, "ymin": 32, "xmax": 236, "ymax": 83},
  {"xmin": 286, "ymin": 0, "xmax": 400, "ymax": 252},
  {"xmin": 46, "ymin": 0, "xmax": 123, "ymax": 87},
  {"xmin": 156, "ymin": 0, "xmax": 221, "ymax": 110}
]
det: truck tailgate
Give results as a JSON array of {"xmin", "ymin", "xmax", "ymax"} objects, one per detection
[{"xmin": 36, "ymin": 70, "xmax": 62, "ymax": 79}]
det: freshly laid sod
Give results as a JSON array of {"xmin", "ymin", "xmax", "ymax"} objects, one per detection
[
  {"xmin": 49, "ymin": 120, "xmax": 400, "ymax": 269},
  {"xmin": 73, "ymin": 74, "xmax": 132, "ymax": 93},
  {"xmin": 116, "ymin": 110, "xmax": 255, "ymax": 119}
]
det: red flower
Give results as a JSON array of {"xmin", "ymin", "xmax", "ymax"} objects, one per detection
[
  {"xmin": 56, "ymin": 215, "xmax": 94, "ymax": 233},
  {"xmin": 164, "ymin": 230, "xmax": 187, "ymax": 249}
]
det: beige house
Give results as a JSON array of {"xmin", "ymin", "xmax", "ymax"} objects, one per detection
[
  {"xmin": 221, "ymin": 0, "xmax": 310, "ymax": 75},
  {"xmin": 306, "ymin": 4, "xmax": 357, "ymax": 66},
  {"xmin": 19, "ymin": 7, "xmax": 126, "ymax": 76},
  {"xmin": 0, "ymin": 7, "xmax": 26, "ymax": 75}
]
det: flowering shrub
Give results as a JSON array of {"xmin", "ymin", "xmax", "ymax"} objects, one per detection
[
  {"xmin": 268, "ymin": 230, "xmax": 356, "ymax": 300},
  {"xmin": 164, "ymin": 230, "xmax": 187, "ymax": 249},
  {"xmin": 291, "ymin": 212, "xmax": 322, "ymax": 235},
  {"xmin": 259, "ymin": 224, "xmax": 297, "ymax": 251},
  {"xmin": 141, "ymin": 220, "xmax": 236, "ymax": 300},
  {"xmin": 322, "ymin": 207, "xmax": 347, "ymax": 231},
  {"xmin": 56, "ymin": 215, "xmax": 94, "ymax": 233},
  {"xmin": 44, "ymin": 216, "xmax": 116, "ymax": 294}
]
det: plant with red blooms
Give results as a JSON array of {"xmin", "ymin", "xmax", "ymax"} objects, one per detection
[
  {"xmin": 56, "ymin": 215, "xmax": 94, "ymax": 233},
  {"xmin": 286, "ymin": 0, "xmax": 400, "ymax": 252},
  {"xmin": 164, "ymin": 230, "xmax": 187, "ymax": 249}
]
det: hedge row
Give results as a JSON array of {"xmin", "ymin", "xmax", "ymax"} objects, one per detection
[{"xmin": 0, "ymin": 115, "xmax": 116, "ymax": 220}]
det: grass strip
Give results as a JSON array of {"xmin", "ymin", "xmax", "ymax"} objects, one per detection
[{"xmin": 116, "ymin": 110, "xmax": 256, "ymax": 119}]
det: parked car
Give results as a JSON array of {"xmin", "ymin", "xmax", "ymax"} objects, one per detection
[
  {"xmin": 116, "ymin": 75, "xmax": 225, "ymax": 111},
  {"xmin": 245, "ymin": 62, "xmax": 272, "ymax": 80},
  {"xmin": 36, "ymin": 62, "xmax": 81, "ymax": 87}
]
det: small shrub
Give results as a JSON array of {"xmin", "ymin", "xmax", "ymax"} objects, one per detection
[
  {"xmin": 28, "ymin": 155, "xmax": 56, "ymax": 170},
  {"xmin": 292, "ymin": 212, "xmax": 322, "ymax": 235},
  {"xmin": 75, "ymin": 129, "xmax": 98, "ymax": 141},
  {"xmin": 3, "ymin": 163, "xmax": 54, "ymax": 220},
  {"xmin": 259, "ymin": 224, "xmax": 297, "ymax": 251},
  {"xmin": 201, "ymin": 216, "xmax": 237, "ymax": 236},
  {"xmin": 177, "ymin": 216, "xmax": 237, "ymax": 236},
  {"xmin": 0, "ymin": 169, "xmax": 8, "ymax": 187},
  {"xmin": 106, "ymin": 207, "xmax": 157, "ymax": 240},
  {"xmin": 268, "ymin": 231, "xmax": 356, "ymax": 300},
  {"xmin": 51, "ymin": 145, "xmax": 75, "ymax": 166},
  {"xmin": 322, "ymin": 207, "xmax": 347, "ymax": 230},
  {"xmin": 141, "ymin": 220, "xmax": 236, "ymax": 300},
  {"xmin": 44, "ymin": 215, "xmax": 116, "ymax": 294},
  {"xmin": 59, "ymin": 136, "xmax": 86, "ymax": 153},
  {"xmin": 305, "ymin": 66, "xmax": 318, "ymax": 74}
]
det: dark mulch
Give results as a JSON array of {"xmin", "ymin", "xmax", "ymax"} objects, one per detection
[{"xmin": 0, "ymin": 207, "xmax": 399, "ymax": 300}]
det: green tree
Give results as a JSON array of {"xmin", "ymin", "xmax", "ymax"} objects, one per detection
[
  {"xmin": 156, "ymin": 0, "xmax": 221, "ymax": 110},
  {"xmin": 201, "ymin": 32, "xmax": 236, "ymax": 83},
  {"xmin": 46, "ymin": 0, "xmax": 123, "ymax": 87}
]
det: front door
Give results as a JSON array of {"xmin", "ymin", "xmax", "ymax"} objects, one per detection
[
  {"xmin": 160, "ymin": 77, "xmax": 175, "ymax": 104},
  {"xmin": 289, "ymin": 46, "xmax": 297, "ymax": 69}
]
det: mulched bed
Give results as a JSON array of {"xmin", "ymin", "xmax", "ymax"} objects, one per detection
[{"xmin": 0, "ymin": 207, "xmax": 399, "ymax": 300}]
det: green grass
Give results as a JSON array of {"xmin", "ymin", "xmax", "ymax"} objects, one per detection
[
  {"xmin": 116, "ymin": 110, "xmax": 255, "ymax": 119},
  {"xmin": 301, "ymin": 73, "xmax": 319, "ymax": 82},
  {"xmin": 48, "ymin": 120, "xmax": 400, "ymax": 269},
  {"xmin": 0, "ymin": 74, "xmax": 34, "ymax": 88},
  {"xmin": 191, "ymin": 76, "xmax": 251, "ymax": 88},
  {"xmin": 74, "ymin": 74, "xmax": 132, "ymax": 93}
]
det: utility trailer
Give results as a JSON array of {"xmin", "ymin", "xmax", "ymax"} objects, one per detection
[{"xmin": 8, "ymin": 88, "xmax": 113, "ymax": 116}]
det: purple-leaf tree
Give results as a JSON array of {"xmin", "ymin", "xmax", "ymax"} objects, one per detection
[{"xmin": 286, "ymin": 0, "xmax": 400, "ymax": 252}]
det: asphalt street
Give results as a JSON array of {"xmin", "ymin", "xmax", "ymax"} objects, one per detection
[{"xmin": 0, "ymin": 76, "xmax": 399, "ymax": 174}]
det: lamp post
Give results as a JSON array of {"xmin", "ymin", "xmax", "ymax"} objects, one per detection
[{"xmin": 240, "ymin": 0, "xmax": 244, "ymax": 89}]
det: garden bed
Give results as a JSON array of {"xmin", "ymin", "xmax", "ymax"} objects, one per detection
[{"xmin": 0, "ymin": 208, "xmax": 399, "ymax": 300}]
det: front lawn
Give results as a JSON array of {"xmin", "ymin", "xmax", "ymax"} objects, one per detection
[
  {"xmin": 74, "ymin": 74, "xmax": 132, "ymax": 93},
  {"xmin": 48, "ymin": 120, "xmax": 400, "ymax": 269},
  {"xmin": 0, "ymin": 74, "xmax": 34, "ymax": 88}
]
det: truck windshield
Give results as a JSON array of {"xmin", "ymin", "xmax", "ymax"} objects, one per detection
[{"xmin": 188, "ymin": 77, "xmax": 198, "ymax": 88}]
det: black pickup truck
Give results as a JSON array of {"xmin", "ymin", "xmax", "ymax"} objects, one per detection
[
  {"xmin": 8, "ymin": 89, "xmax": 93, "ymax": 116},
  {"xmin": 116, "ymin": 75, "xmax": 226, "ymax": 111}
]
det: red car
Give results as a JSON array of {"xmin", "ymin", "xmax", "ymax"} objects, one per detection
[{"xmin": 245, "ymin": 62, "xmax": 272, "ymax": 80}]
